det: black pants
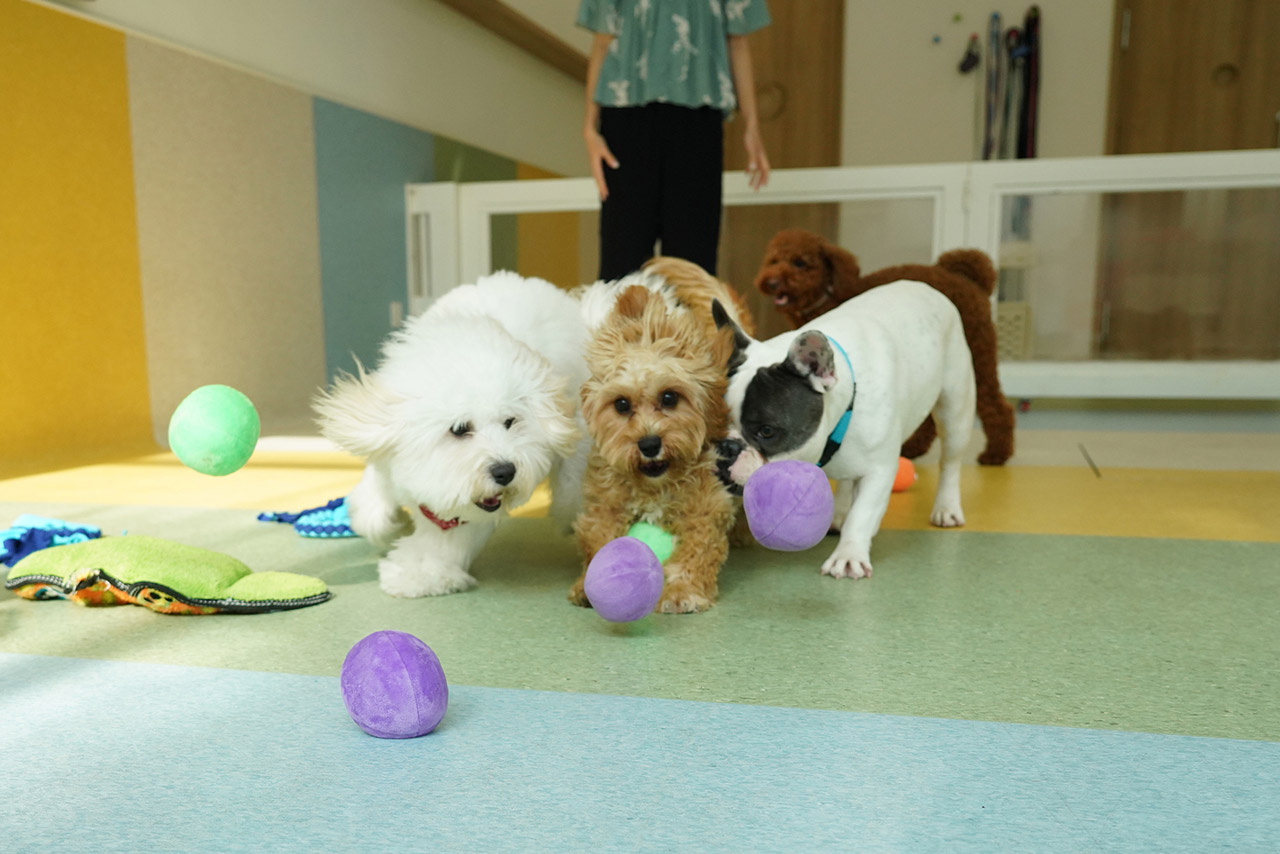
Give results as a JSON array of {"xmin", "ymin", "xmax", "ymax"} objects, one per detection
[{"xmin": 598, "ymin": 103, "xmax": 724, "ymax": 280}]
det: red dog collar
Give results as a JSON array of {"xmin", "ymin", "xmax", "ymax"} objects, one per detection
[{"xmin": 419, "ymin": 505, "xmax": 465, "ymax": 531}]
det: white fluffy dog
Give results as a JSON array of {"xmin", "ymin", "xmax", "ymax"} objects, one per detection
[{"xmin": 314, "ymin": 273, "xmax": 588, "ymax": 598}]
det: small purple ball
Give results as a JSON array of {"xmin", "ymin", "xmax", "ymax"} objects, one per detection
[
  {"xmin": 584, "ymin": 537, "xmax": 665, "ymax": 622},
  {"xmin": 744, "ymin": 460, "xmax": 835, "ymax": 551},
  {"xmin": 340, "ymin": 630, "xmax": 448, "ymax": 738}
]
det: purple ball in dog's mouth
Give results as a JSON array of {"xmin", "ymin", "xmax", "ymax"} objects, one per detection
[
  {"xmin": 341, "ymin": 630, "xmax": 448, "ymax": 738},
  {"xmin": 744, "ymin": 460, "xmax": 835, "ymax": 551}
]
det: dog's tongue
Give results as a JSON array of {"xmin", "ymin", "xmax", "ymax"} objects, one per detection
[
  {"xmin": 480, "ymin": 497, "xmax": 501, "ymax": 508},
  {"xmin": 774, "ymin": 294, "xmax": 790, "ymax": 306}
]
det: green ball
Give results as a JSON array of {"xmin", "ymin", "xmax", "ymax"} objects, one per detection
[
  {"xmin": 626, "ymin": 521, "xmax": 675, "ymax": 565},
  {"xmin": 168, "ymin": 385, "xmax": 260, "ymax": 476}
]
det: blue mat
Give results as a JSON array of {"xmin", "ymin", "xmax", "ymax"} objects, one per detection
[{"xmin": 2, "ymin": 653, "xmax": 1277, "ymax": 853}]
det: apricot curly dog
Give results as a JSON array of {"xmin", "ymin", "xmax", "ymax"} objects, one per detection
[
  {"xmin": 754, "ymin": 228, "xmax": 1015, "ymax": 465},
  {"xmin": 571, "ymin": 259, "xmax": 752, "ymax": 614}
]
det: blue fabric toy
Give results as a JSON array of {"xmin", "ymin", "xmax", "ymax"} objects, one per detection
[
  {"xmin": 1, "ymin": 515, "xmax": 103, "ymax": 567},
  {"xmin": 257, "ymin": 498, "xmax": 357, "ymax": 539}
]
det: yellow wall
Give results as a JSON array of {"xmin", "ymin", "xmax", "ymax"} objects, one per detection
[
  {"xmin": 516, "ymin": 162, "xmax": 583, "ymax": 289},
  {"xmin": 0, "ymin": 0, "xmax": 154, "ymax": 477}
]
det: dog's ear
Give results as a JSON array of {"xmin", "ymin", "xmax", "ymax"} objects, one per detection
[
  {"xmin": 615, "ymin": 285, "xmax": 652, "ymax": 319},
  {"xmin": 711, "ymin": 298, "xmax": 733, "ymax": 331},
  {"xmin": 529, "ymin": 373, "xmax": 581, "ymax": 460},
  {"xmin": 712, "ymin": 299, "xmax": 753, "ymax": 377},
  {"xmin": 578, "ymin": 376, "xmax": 603, "ymax": 432},
  {"xmin": 785, "ymin": 331, "xmax": 838, "ymax": 393},
  {"xmin": 820, "ymin": 237, "xmax": 860, "ymax": 290},
  {"xmin": 313, "ymin": 361, "xmax": 402, "ymax": 458}
]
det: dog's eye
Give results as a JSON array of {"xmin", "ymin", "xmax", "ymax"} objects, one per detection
[
  {"xmin": 659, "ymin": 390, "xmax": 679, "ymax": 408},
  {"xmin": 450, "ymin": 422, "xmax": 473, "ymax": 437},
  {"xmin": 614, "ymin": 398, "xmax": 631, "ymax": 415},
  {"xmin": 757, "ymin": 425, "xmax": 777, "ymax": 440},
  {"xmin": 503, "ymin": 417, "xmax": 516, "ymax": 430},
  {"xmin": 791, "ymin": 258, "xmax": 808, "ymax": 270}
]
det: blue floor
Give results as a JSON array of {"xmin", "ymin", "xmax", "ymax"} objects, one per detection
[{"xmin": 2, "ymin": 653, "xmax": 1277, "ymax": 853}]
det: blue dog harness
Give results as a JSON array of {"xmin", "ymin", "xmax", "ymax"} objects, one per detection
[{"xmin": 817, "ymin": 337, "xmax": 856, "ymax": 468}]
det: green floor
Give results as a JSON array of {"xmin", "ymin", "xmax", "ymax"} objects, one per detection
[{"xmin": 5, "ymin": 501, "xmax": 1277, "ymax": 742}]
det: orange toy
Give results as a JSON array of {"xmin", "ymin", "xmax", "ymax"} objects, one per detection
[{"xmin": 892, "ymin": 457, "xmax": 917, "ymax": 493}]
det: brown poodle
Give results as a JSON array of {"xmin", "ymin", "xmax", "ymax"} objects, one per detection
[
  {"xmin": 571, "ymin": 282, "xmax": 741, "ymax": 614},
  {"xmin": 754, "ymin": 228, "xmax": 1015, "ymax": 465}
]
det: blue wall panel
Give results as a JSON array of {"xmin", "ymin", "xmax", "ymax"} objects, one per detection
[{"xmin": 313, "ymin": 98, "xmax": 434, "ymax": 379}]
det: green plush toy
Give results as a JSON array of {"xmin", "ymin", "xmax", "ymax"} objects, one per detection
[
  {"xmin": 626, "ymin": 521, "xmax": 675, "ymax": 564},
  {"xmin": 4, "ymin": 535, "xmax": 330, "ymax": 615}
]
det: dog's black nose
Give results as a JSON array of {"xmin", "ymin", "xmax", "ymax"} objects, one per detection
[
  {"xmin": 715, "ymin": 438, "xmax": 746, "ymax": 494},
  {"xmin": 761, "ymin": 277, "xmax": 780, "ymax": 294},
  {"xmin": 637, "ymin": 435, "xmax": 662, "ymax": 458},
  {"xmin": 489, "ymin": 461, "xmax": 516, "ymax": 486},
  {"xmin": 717, "ymin": 437, "xmax": 745, "ymax": 463}
]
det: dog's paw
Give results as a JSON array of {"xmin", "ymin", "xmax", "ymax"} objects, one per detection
[
  {"xmin": 568, "ymin": 577, "xmax": 590, "ymax": 608},
  {"xmin": 377, "ymin": 558, "xmax": 476, "ymax": 598},
  {"xmin": 977, "ymin": 448, "xmax": 1011, "ymax": 466},
  {"xmin": 820, "ymin": 546, "xmax": 873, "ymax": 580},
  {"xmin": 657, "ymin": 580, "xmax": 716, "ymax": 614},
  {"xmin": 929, "ymin": 504, "xmax": 966, "ymax": 528}
]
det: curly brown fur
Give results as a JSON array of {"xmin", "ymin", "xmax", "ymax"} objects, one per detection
[
  {"xmin": 754, "ymin": 228, "xmax": 864, "ymax": 328},
  {"xmin": 754, "ymin": 229, "xmax": 1015, "ymax": 465},
  {"xmin": 571, "ymin": 285, "xmax": 738, "ymax": 614},
  {"xmin": 644, "ymin": 256, "xmax": 758, "ymax": 338}
]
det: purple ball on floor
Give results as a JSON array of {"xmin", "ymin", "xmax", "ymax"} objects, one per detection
[
  {"xmin": 744, "ymin": 460, "xmax": 835, "ymax": 551},
  {"xmin": 340, "ymin": 630, "xmax": 448, "ymax": 738},
  {"xmin": 584, "ymin": 536, "xmax": 665, "ymax": 622}
]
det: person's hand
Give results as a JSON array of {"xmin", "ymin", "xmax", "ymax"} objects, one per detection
[
  {"xmin": 585, "ymin": 127, "xmax": 620, "ymax": 200},
  {"xmin": 743, "ymin": 123, "xmax": 771, "ymax": 190}
]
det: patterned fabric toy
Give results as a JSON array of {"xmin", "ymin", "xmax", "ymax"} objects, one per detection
[
  {"xmin": 257, "ymin": 497, "xmax": 357, "ymax": 538},
  {"xmin": 5, "ymin": 535, "xmax": 330, "ymax": 615},
  {"xmin": 1, "ymin": 515, "xmax": 101, "ymax": 567}
]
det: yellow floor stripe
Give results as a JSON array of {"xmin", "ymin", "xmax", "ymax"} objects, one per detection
[
  {"xmin": 884, "ymin": 464, "xmax": 1280, "ymax": 542},
  {"xmin": 2, "ymin": 452, "xmax": 1276, "ymax": 543},
  {"xmin": 0, "ymin": 451, "xmax": 363, "ymax": 511}
]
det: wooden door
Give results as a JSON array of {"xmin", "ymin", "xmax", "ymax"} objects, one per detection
[
  {"xmin": 1098, "ymin": 0, "xmax": 1280, "ymax": 360},
  {"xmin": 718, "ymin": 1, "xmax": 844, "ymax": 340}
]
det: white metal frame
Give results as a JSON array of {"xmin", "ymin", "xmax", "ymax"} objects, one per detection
[
  {"xmin": 404, "ymin": 182, "xmax": 459, "ymax": 317},
  {"xmin": 963, "ymin": 151, "xmax": 1280, "ymax": 258},
  {"xmin": 406, "ymin": 149, "xmax": 1280, "ymax": 400}
]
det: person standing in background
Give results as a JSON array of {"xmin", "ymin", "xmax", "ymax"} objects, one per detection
[{"xmin": 579, "ymin": 0, "xmax": 772, "ymax": 280}]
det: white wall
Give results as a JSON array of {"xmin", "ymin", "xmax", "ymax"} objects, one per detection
[
  {"xmin": 840, "ymin": 1, "xmax": 1114, "ymax": 360},
  {"xmin": 34, "ymin": 0, "xmax": 588, "ymax": 176},
  {"xmin": 37, "ymin": 1, "xmax": 1118, "ymax": 181},
  {"xmin": 842, "ymin": 0, "xmax": 1114, "ymax": 166}
]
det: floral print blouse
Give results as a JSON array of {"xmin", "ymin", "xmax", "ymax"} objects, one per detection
[{"xmin": 577, "ymin": 0, "xmax": 771, "ymax": 115}]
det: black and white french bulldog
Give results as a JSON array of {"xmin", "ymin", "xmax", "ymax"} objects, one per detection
[{"xmin": 713, "ymin": 280, "xmax": 977, "ymax": 580}]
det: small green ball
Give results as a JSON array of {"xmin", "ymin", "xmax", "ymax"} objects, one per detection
[
  {"xmin": 626, "ymin": 521, "xmax": 675, "ymax": 565},
  {"xmin": 168, "ymin": 385, "xmax": 260, "ymax": 476}
]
